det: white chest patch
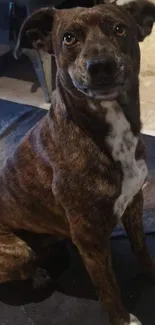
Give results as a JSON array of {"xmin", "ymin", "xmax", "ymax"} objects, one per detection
[
  {"xmin": 103, "ymin": 101, "xmax": 148, "ymax": 220},
  {"xmin": 129, "ymin": 314, "xmax": 142, "ymax": 325},
  {"xmin": 105, "ymin": 0, "xmax": 137, "ymax": 6}
]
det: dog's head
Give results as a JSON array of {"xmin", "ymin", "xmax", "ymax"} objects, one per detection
[{"xmin": 15, "ymin": 0, "xmax": 155, "ymax": 100}]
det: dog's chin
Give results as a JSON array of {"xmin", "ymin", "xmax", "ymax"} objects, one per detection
[{"xmin": 77, "ymin": 86, "xmax": 119, "ymax": 101}]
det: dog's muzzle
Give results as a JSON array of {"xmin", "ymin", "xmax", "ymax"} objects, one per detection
[
  {"xmin": 71, "ymin": 55, "xmax": 124, "ymax": 100},
  {"xmin": 86, "ymin": 56, "xmax": 117, "ymax": 86}
]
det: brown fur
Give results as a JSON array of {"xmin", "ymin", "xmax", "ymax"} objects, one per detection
[{"xmin": 1, "ymin": 2, "xmax": 155, "ymax": 324}]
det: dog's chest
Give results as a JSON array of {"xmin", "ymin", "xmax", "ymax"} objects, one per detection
[{"xmin": 104, "ymin": 103, "xmax": 148, "ymax": 219}]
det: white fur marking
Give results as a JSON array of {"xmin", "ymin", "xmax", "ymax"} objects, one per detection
[
  {"xmin": 103, "ymin": 101, "xmax": 148, "ymax": 220},
  {"xmin": 129, "ymin": 313, "xmax": 142, "ymax": 325},
  {"xmin": 116, "ymin": 0, "xmax": 137, "ymax": 6},
  {"xmin": 104, "ymin": 0, "xmax": 137, "ymax": 5}
]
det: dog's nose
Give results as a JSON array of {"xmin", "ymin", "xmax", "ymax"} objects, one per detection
[{"xmin": 86, "ymin": 57, "xmax": 116, "ymax": 84}]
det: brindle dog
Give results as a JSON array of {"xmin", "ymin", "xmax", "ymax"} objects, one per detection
[{"xmin": 1, "ymin": 1, "xmax": 155, "ymax": 324}]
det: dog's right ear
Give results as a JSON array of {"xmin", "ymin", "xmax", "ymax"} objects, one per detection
[{"xmin": 14, "ymin": 7, "xmax": 56, "ymax": 59}]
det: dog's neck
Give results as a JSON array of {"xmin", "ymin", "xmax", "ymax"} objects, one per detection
[{"xmin": 52, "ymin": 76, "xmax": 141, "ymax": 150}]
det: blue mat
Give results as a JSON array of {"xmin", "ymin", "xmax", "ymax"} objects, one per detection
[{"xmin": 0, "ymin": 99, "xmax": 46, "ymax": 165}]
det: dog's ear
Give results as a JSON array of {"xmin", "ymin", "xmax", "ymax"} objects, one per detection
[
  {"xmin": 102, "ymin": 0, "xmax": 155, "ymax": 41},
  {"xmin": 14, "ymin": 7, "xmax": 56, "ymax": 59},
  {"xmin": 120, "ymin": 0, "xmax": 155, "ymax": 41},
  {"xmin": 103, "ymin": 0, "xmax": 155, "ymax": 41}
]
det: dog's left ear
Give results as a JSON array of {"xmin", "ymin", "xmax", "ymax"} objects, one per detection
[
  {"xmin": 14, "ymin": 7, "xmax": 56, "ymax": 59},
  {"xmin": 120, "ymin": 0, "xmax": 155, "ymax": 41},
  {"xmin": 102, "ymin": 0, "xmax": 155, "ymax": 41}
]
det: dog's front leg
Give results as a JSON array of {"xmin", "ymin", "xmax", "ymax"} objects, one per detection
[
  {"xmin": 122, "ymin": 190, "xmax": 155, "ymax": 280},
  {"xmin": 70, "ymin": 221, "xmax": 139, "ymax": 325}
]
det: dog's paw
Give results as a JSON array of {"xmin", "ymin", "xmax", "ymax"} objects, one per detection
[
  {"xmin": 129, "ymin": 314, "xmax": 142, "ymax": 325},
  {"xmin": 32, "ymin": 267, "xmax": 52, "ymax": 289}
]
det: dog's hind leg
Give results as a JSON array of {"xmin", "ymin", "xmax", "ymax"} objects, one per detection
[
  {"xmin": 0, "ymin": 232, "xmax": 36, "ymax": 283},
  {"xmin": 122, "ymin": 190, "xmax": 155, "ymax": 279}
]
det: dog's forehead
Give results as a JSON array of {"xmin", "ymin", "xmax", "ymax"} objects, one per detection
[{"xmin": 56, "ymin": 4, "xmax": 130, "ymax": 29}]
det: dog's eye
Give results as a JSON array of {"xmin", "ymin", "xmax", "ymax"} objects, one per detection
[
  {"xmin": 63, "ymin": 33, "xmax": 78, "ymax": 46},
  {"xmin": 113, "ymin": 24, "xmax": 127, "ymax": 37}
]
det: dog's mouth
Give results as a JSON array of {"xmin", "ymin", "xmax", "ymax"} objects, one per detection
[{"xmin": 77, "ymin": 85, "xmax": 120, "ymax": 101}]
